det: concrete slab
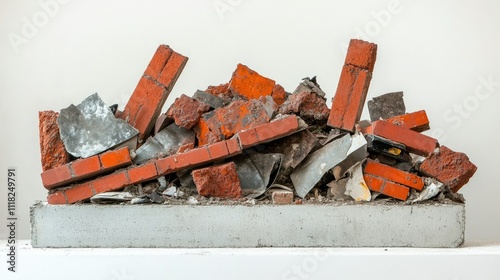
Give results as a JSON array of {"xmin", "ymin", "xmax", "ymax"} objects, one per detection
[{"xmin": 31, "ymin": 201, "xmax": 465, "ymax": 248}]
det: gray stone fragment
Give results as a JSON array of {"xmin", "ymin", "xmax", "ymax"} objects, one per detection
[
  {"xmin": 192, "ymin": 90, "xmax": 225, "ymax": 109},
  {"xmin": 332, "ymin": 132, "xmax": 367, "ymax": 179},
  {"xmin": 133, "ymin": 123, "xmax": 195, "ymax": 164},
  {"xmin": 90, "ymin": 192, "xmax": 135, "ymax": 204},
  {"xmin": 367, "ymin": 91, "xmax": 406, "ymax": 121},
  {"xmin": 57, "ymin": 93, "xmax": 139, "ymax": 158},
  {"xmin": 234, "ymin": 151, "xmax": 282, "ymax": 198},
  {"xmin": 291, "ymin": 134, "xmax": 352, "ymax": 198},
  {"xmin": 292, "ymin": 77, "xmax": 326, "ymax": 97}
]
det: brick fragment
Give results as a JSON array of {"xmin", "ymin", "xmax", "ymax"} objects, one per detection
[
  {"xmin": 128, "ymin": 162, "xmax": 158, "ymax": 184},
  {"xmin": 203, "ymin": 99, "xmax": 270, "ymax": 140},
  {"xmin": 271, "ymin": 190, "xmax": 294, "ymax": 205},
  {"xmin": 177, "ymin": 142, "xmax": 195, "ymax": 154},
  {"xmin": 237, "ymin": 129, "xmax": 259, "ymax": 149},
  {"xmin": 327, "ymin": 65, "xmax": 372, "ymax": 132},
  {"xmin": 365, "ymin": 120, "xmax": 438, "ymax": 157},
  {"xmin": 419, "ymin": 146, "xmax": 477, "ymax": 192},
  {"xmin": 166, "ymin": 94, "xmax": 210, "ymax": 129},
  {"xmin": 363, "ymin": 174, "xmax": 409, "ymax": 201},
  {"xmin": 253, "ymin": 115, "xmax": 299, "ymax": 144},
  {"xmin": 364, "ymin": 159, "xmax": 424, "ymax": 190},
  {"xmin": 193, "ymin": 118, "xmax": 222, "ymax": 146},
  {"xmin": 271, "ymin": 84, "xmax": 287, "ymax": 106},
  {"xmin": 228, "ymin": 64, "xmax": 275, "ymax": 100},
  {"xmin": 65, "ymin": 183, "xmax": 94, "ymax": 204},
  {"xmin": 225, "ymin": 138, "xmax": 242, "ymax": 156},
  {"xmin": 207, "ymin": 141, "xmax": 229, "ymax": 159},
  {"xmin": 39, "ymin": 111, "xmax": 69, "ymax": 171},
  {"xmin": 279, "ymin": 91, "xmax": 329, "ymax": 123},
  {"xmin": 344, "ymin": 39, "xmax": 377, "ymax": 72},
  {"xmin": 91, "ymin": 172, "xmax": 130, "ymax": 194},
  {"xmin": 47, "ymin": 191, "xmax": 67, "ymax": 204},
  {"xmin": 205, "ymin": 83, "xmax": 232, "ymax": 102},
  {"xmin": 192, "ymin": 162, "xmax": 242, "ymax": 199},
  {"xmin": 384, "ymin": 110, "xmax": 430, "ymax": 132},
  {"xmin": 41, "ymin": 147, "xmax": 132, "ymax": 190},
  {"xmin": 120, "ymin": 45, "xmax": 188, "ymax": 142}
]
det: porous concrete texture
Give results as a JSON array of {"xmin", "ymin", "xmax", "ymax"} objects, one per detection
[{"xmin": 31, "ymin": 202, "xmax": 465, "ymax": 248}]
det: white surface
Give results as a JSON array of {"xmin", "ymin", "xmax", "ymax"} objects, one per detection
[
  {"xmin": 30, "ymin": 202, "xmax": 465, "ymax": 248},
  {"xmin": 0, "ymin": 0, "xmax": 499, "ymax": 243},
  {"xmin": 2, "ymin": 240, "xmax": 500, "ymax": 280}
]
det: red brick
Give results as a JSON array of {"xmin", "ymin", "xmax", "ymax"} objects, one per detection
[
  {"xmin": 155, "ymin": 157, "xmax": 176, "ymax": 175},
  {"xmin": 228, "ymin": 64, "xmax": 275, "ymax": 100},
  {"xmin": 205, "ymin": 83, "xmax": 232, "ymax": 102},
  {"xmin": 39, "ymin": 111, "xmax": 69, "ymax": 171},
  {"xmin": 203, "ymin": 99, "xmax": 271, "ymax": 139},
  {"xmin": 183, "ymin": 147, "xmax": 212, "ymax": 165},
  {"xmin": 47, "ymin": 191, "xmax": 68, "ymax": 205},
  {"xmin": 271, "ymin": 83, "xmax": 287, "ymax": 106},
  {"xmin": 128, "ymin": 162, "xmax": 158, "ymax": 184},
  {"xmin": 237, "ymin": 128, "xmax": 259, "ymax": 149},
  {"xmin": 366, "ymin": 120, "xmax": 438, "ymax": 157},
  {"xmin": 344, "ymin": 39, "xmax": 377, "ymax": 72},
  {"xmin": 419, "ymin": 146, "xmax": 477, "ymax": 193},
  {"xmin": 271, "ymin": 190, "xmax": 294, "ymax": 205},
  {"xmin": 364, "ymin": 159, "xmax": 424, "ymax": 190},
  {"xmin": 144, "ymin": 45, "xmax": 173, "ymax": 80},
  {"xmin": 65, "ymin": 182, "xmax": 94, "ymax": 204},
  {"xmin": 91, "ymin": 172, "xmax": 130, "ymax": 194},
  {"xmin": 157, "ymin": 51, "xmax": 188, "ymax": 90},
  {"xmin": 177, "ymin": 142, "xmax": 195, "ymax": 154},
  {"xmin": 71, "ymin": 156, "xmax": 101, "ymax": 177},
  {"xmin": 254, "ymin": 115, "xmax": 299, "ymax": 143},
  {"xmin": 327, "ymin": 65, "xmax": 372, "ymax": 132},
  {"xmin": 41, "ymin": 165, "xmax": 72, "ymax": 190},
  {"xmin": 385, "ymin": 110, "xmax": 430, "ymax": 132},
  {"xmin": 166, "ymin": 94, "xmax": 210, "ymax": 129},
  {"xmin": 99, "ymin": 147, "xmax": 132, "ymax": 169},
  {"xmin": 363, "ymin": 174, "xmax": 409, "ymax": 201},
  {"xmin": 121, "ymin": 76, "xmax": 167, "ymax": 142},
  {"xmin": 225, "ymin": 138, "xmax": 242, "ymax": 156},
  {"xmin": 193, "ymin": 118, "xmax": 222, "ymax": 146},
  {"xmin": 156, "ymin": 147, "xmax": 212, "ymax": 176},
  {"xmin": 207, "ymin": 141, "xmax": 229, "ymax": 159},
  {"xmin": 192, "ymin": 162, "xmax": 241, "ymax": 199}
]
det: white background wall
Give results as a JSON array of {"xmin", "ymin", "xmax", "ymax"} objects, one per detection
[{"xmin": 0, "ymin": 0, "xmax": 499, "ymax": 242}]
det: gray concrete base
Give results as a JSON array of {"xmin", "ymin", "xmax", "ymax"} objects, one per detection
[{"xmin": 30, "ymin": 202, "xmax": 465, "ymax": 248}]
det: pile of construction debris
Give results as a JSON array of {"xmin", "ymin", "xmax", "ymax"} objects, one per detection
[{"xmin": 39, "ymin": 39, "xmax": 477, "ymax": 205}]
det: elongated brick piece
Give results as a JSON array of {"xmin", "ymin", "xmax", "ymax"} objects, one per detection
[
  {"xmin": 363, "ymin": 174, "xmax": 410, "ymax": 201},
  {"xmin": 364, "ymin": 159, "xmax": 424, "ymax": 190},
  {"xmin": 385, "ymin": 110, "xmax": 430, "ymax": 132}
]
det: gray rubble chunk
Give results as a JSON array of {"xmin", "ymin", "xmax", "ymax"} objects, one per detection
[
  {"xmin": 332, "ymin": 132, "xmax": 367, "ymax": 179},
  {"xmin": 291, "ymin": 134, "xmax": 352, "ymax": 198},
  {"xmin": 57, "ymin": 93, "xmax": 139, "ymax": 158},
  {"xmin": 133, "ymin": 123, "xmax": 195, "ymax": 164},
  {"xmin": 234, "ymin": 151, "xmax": 282, "ymax": 198},
  {"xmin": 292, "ymin": 77, "xmax": 326, "ymax": 97},
  {"xmin": 193, "ymin": 90, "xmax": 225, "ymax": 109},
  {"xmin": 367, "ymin": 91, "xmax": 406, "ymax": 121}
]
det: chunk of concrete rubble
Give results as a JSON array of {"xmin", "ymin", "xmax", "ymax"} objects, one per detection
[
  {"xmin": 57, "ymin": 93, "xmax": 139, "ymax": 158},
  {"xmin": 344, "ymin": 162, "xmax": 371, "ymax": 201},
  {"xmin": 263, "ymin": 130, "xmax": 318, "ymax": 170},
  {"xmin": 367, "ymin": 91, "xmax": 406, "ymax": 121},
  {"xmin": 292, "ymin": 76, "xmax": 326, "ymax": 97},
  {"xmin": 271, "ymin": 190, "xmax": 294, "ymax": 205},
  {"xmin": 192, "ymin": 162, "xmax": 242, "ymax": 199},
  {"xmin": 193, "ymin": 90, "xmax": 225, "ymax": 109},
  {"xmin": 327, "ymin": 178, "xmax": 351, "ymax": 201},
  {"xmin": 291, "ymin": 133, "xmax": 353, "ymax": 198},
  {"xmin": 409, "ymin": 178, "xmax": 444, "ymax": 204},
  {"xmin": 233, "ymin": 151, "xmax": 282, "ymax": 198},
  {"xmin": 166, "ymin": 94, "xmax": 211, "ymax": 129},
  {"xmin": 133, "ymin": 123, "xmax": 195, "ymax": 164}
]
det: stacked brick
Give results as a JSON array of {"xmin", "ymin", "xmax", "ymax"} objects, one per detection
[{"xmin": 38, "ymin": 40, "xmax": 477, "ymax": 205}]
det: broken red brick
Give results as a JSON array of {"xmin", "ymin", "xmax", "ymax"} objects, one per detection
[
  {"xmin": 271, "ymin": 84, "xmax": 287, "ymax": 106},
  {"xmin": 203, "ymin": 99, "xmax": 271, "ymax": 140},
  {"xmin": 364, "ymin": 120, "xmax": 438, "ymax": 157},
  {"xmin": 344, "ymin": 39, "xmax": 378, "ymax": 72},
  {"xmin": 128, "ymin": 162, "xmax": 158, "ymax": 184},
  {"xmin": 177, "ymin": 142, "xmax": 195, "ymax": 154},
  {"xmin": 279, "ymin": 91, "xmax": 329, "ymax": 123},
  {"xmin": 228, "ymin": 64, "xmax": 276, "ymax": 100},
  {"xmin": 64, "ymin": 182, "xmax": 94, "ymax": 204},
  {"xmin": 205, "ymin": 83, "xmax": 232, "ymax": 102},
  {"xmin": 41, "ymin": 147, "xmax": 132, "ymax": 190},
  {"xmin": 120, "ymin": 45, "xmax": 188, "ymax": 142},
  {"xmin": 385, "ymin": 110, "xmax": 430, "ymax": 132},
  {"xmin": 253, "ymin": 115, "xmax": 299, "ymax": 144},
  {"xmin": 364, "ymin": 159, "xmax": 424, "ymax": 190},
  {"xmin": 271, "ymin": 190, "xmax": 294, "ymax": 205},
  {"xmin": 193, "ymin": 118, "xmax": 222, "ymax": 146},
  {"xmin": 207, "ymin": 141, "xmax": 230, "ymax": 159},
  {"xmin": 166, "ymin": 94, "xmax": 210, "ymax": 129},
  {"xmin": 327, "ymin": 65, "xmax": 372, "ymax": 132},
  {"xmin": 419, "ymin": 146, "xmax": 477, "ymax": 193},
  {"xmin": 225, "ymin": 138, "xmax": 242, "ymax": 156},
  {"xmin": 38, "ymin": 111, "xmax": 69, "ymax": 171},
  {"xmin": 92, "ymin": 172, "xmax": 129, "ymax": 194},
  {"xmin": 363, "ymin": 174, "xmax": 410, "ymax": 201},
  {"xmin": 47, "ymin": 191, "xmax": 67, "ymax": 204},
  {"xmin": 192, "ymin": 162, "xmax": 242, "ymax": 199},
  {"xmin": 237, "ymin": 128, "xmax": 259, "ymax": 149}
]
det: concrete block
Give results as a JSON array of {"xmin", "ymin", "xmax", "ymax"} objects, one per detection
[{"xmin": 30, "ymin": 202, "xmax": 465, "ymax": 248}]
